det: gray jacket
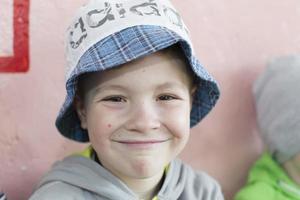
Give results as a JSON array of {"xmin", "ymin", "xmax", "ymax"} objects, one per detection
[{"xmin": 30, "ymin": 156, "xmax": 224, "ymax": 200}]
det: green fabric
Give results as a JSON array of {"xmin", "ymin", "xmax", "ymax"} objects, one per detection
[{"xmin": 234, "ymin": 153, "xmax": 300, "ymax": 200}]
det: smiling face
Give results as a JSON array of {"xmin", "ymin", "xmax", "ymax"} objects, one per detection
[{"xmin": 75, "ymin": 47, "xmax": 195, "ymax": 184}]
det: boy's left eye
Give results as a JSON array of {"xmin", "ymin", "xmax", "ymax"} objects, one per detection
[
  {"xmin": 157, "ymin": 95, "xmax": 177, "ymax": 101},
  {"xmin": 102, "ymin": 96, "xmax": 126, "ymax": 102}
]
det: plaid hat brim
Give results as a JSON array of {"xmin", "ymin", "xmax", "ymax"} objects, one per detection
[{"xmin": 56, "ymin": 25, "xmax": 220, "ymax": 142}]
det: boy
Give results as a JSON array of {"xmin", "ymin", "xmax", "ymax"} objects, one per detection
[
  {"xmin": 30, "ymin": 0, "xmax": 223, "ymax": 199},
  {"xmin": 235, "ymin": 55, "xmax": 300, "ymax": 200}
]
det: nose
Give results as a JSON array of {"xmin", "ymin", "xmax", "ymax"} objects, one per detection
[{"xmin": 125, "ymin": 101, "xmax": 161, "ymax": 133}]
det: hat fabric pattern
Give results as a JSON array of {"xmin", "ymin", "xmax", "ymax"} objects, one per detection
[
  {"xmin": 253, "ymin": 55, "xmax": 300, "ymax": 163},
  {"xmin": 56, "ymin": 0, "xmax": 220, "ymax": 142}
]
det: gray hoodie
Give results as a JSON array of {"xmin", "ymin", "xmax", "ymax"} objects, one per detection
[{"xmin": 30, "ymin": 156, "xmax": 224, "ymax": 200}]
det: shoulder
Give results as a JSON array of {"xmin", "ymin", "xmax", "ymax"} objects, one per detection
[
  {"xmin": 176, "ymin": 160, "xmax": 224, "ymax": 200},
  {"xmin": 29, "ymin": 155, "xmax": 98, "ymax": 200},
  {"xmin": 29, "ymin": 181, "xmax": 84, "ymax": 200},
  {"xmin": 248, "ymin": 153, "xmax": 284, "ymax": 182},
  {"xmin": 178, "ymin": 160, "xmax": 221, "ymax": 187},
  {"xmin": 234, "ymin": 154, "xmax": 282, "ymax": 200},
  {"xmin": 234, "ymin": 182, "xmax": 275, "ymax": 200}
]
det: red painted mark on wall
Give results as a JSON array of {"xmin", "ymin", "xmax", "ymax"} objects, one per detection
[{"xmin": 0, "ymin": 0, "xmax": 30, "ymax": 72}]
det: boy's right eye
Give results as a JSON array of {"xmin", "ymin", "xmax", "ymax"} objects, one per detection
[{"xmin": 102, "ymin": 96, "xmax": 126, "ymax": 102}]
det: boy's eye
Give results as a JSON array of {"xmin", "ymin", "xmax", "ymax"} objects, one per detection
[
  {"xmin": 102, "ymin": 96, "xmax": 126, "ymax": 102},
  {"xmin": 157, "ymin": 95, "xmax": 177, "ymax": 101}
]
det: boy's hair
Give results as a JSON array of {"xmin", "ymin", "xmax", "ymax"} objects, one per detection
[
  {"xmin": 55, "ymin": 0, "xmax": 220, "ymax": 142},
  {"xmin": 253, "ymin": 55, "xmax": 300, "ymax": 163},
  {"xmin": 76, "ymin": 43, "xmax": 197, "ymax": 100}
]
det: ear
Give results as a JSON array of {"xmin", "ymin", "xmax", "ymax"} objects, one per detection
[{"xmin": 74, "ymin": 95, "xmax": 88, "ymax": 129}]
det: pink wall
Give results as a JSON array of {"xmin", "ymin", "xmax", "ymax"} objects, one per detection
[{"xmin": 0, "ymin": 0, "xmax": 299, "ymax": 199}]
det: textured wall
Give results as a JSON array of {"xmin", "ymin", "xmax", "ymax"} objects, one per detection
[{"xmin": 0, "ymin": 0, "xmax": 299, "ymax": 199}]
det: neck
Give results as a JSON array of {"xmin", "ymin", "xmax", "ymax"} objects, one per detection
[
  {"xmin": 282, "ymin": 155, "xmax": 300, "ymax": 185},
  {"xmin": 122, "ymin": 170, "xmax": 164, "ymax": 200}
]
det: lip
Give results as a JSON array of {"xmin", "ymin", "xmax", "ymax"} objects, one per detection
[{"xmin": 113, "ymin": 139, "xmax": 170, "ymax": 149}]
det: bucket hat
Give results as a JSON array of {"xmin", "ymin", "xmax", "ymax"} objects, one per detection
[{"xmin": 56, "ymin": 0, "xmax": 220, "ymax": 142}]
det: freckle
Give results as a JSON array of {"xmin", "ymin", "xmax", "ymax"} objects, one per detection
[{"xmin": 108, "ymin": 124, "xmax": 112, "ymax": 128}]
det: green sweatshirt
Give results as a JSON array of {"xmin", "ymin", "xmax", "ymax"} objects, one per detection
[{"xmin": 235, "ymin": 153, "xmax": 300, "ymax": 200}]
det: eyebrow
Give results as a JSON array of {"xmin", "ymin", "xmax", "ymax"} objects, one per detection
[
  {"xmin": 156, "ymin": 82, "xmax": 187, "ymax": 90},
  {"xmin": 91, "ymin": 85, "xmax": 128, "ymax": 96}
]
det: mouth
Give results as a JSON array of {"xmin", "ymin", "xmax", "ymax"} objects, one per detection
[{"xmin": 112, "ymin": 139, "xmax": 171, "ymax": 148}]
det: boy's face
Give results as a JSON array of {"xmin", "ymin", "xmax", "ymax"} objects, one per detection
[{"xmin": 76, "ymin": 50, "xmax": 194, "ymax": 182}]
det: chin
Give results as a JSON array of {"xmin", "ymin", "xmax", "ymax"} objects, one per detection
[{"xmin": 129, "ymin": 159, "xmax": 165, "ymax": 178}]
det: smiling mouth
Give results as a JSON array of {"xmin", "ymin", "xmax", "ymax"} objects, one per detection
[
  {"xmin": 115, "ymin": 140, "xmax": 169, "ymax": 149},
  {"xmin": 115, "ymin": 139, "xmax": 170, "ymax": 144},
  {"xmin": 112, "ymin": 138, "xmax": 171, "ymax": 149}
]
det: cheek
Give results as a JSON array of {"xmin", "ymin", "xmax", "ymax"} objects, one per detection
[
  {"xmin": 85, "ymin": 110, "xmax": 114, "ymax": 141},
  {"xmin": 86, "ymin": 105, "xmax": 118, "ymax": 129},
  {"xmin": 88, "ymin": 121, "xmax": 115, "ymax": 157},
  {"xmin": 160, "ymin": 105, "xmax": 191, "ymax": 138},
  {"xmin": 85, "ymin": 105, "xmax": 126, "ymax": 140}
]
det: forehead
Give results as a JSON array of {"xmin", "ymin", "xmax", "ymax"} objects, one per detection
[{"xmin": 78, "ymin": 48, "xmax": 193, "ymax": 92}]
